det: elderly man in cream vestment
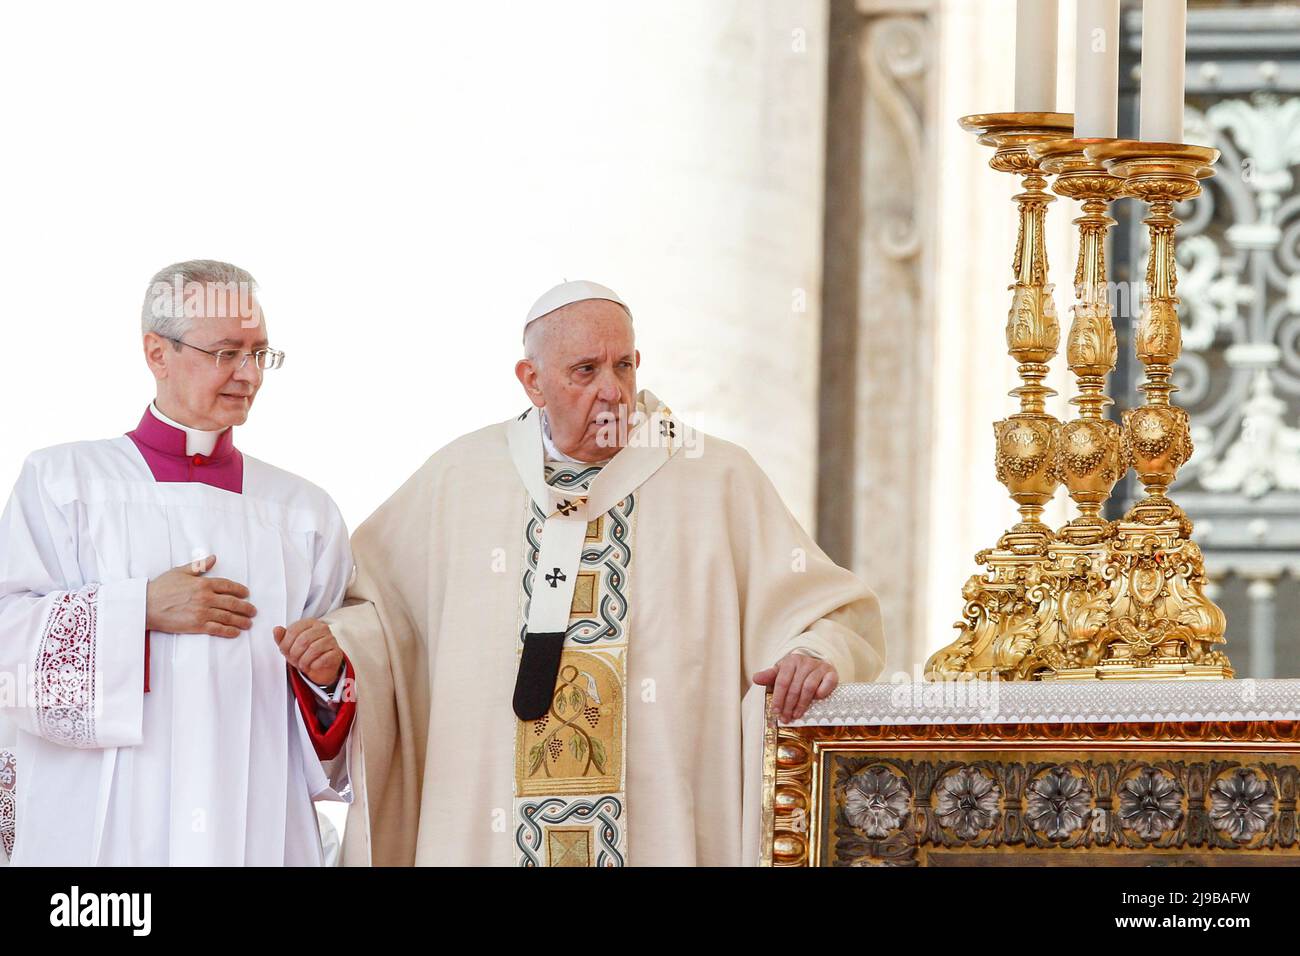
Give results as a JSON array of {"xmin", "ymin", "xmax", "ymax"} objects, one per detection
[{"xmin": 315, "ymin": 280, "xmax": 885, "ymax": 866}]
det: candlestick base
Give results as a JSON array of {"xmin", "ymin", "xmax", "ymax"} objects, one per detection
[{"xmin": 1039, "ymin": 663, "xmax": 1233, "ymax": 682}]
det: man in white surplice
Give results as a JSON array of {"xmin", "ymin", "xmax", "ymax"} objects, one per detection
[{"xmin": 0, "ymin": 260, "xmax": 356, "ymax": 865}]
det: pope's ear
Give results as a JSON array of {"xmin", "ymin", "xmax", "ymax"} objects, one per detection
[
  {"xmin": 143, "ymin": 333, "xmax": 170, "ymax": 380},
  {"xmin": 515, "ymin": 358, "xmax": 545, "ymax": 408},
  {"xmin": 634, "ymin": 349, "xmax": 640, "ymax": 369}
]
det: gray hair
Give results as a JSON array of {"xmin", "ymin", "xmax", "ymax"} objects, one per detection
[
  {"xmin": 523, "ymin": 316, "xmax": 547, "ymax": 368},
  {"xmin": 141, "ymin": 259, "xmax": 259, "ymax": 340}
]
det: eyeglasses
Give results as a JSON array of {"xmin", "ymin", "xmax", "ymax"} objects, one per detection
[{"xmin": 166, "ymin": 337, "xmax": 286, "ymax": 371}]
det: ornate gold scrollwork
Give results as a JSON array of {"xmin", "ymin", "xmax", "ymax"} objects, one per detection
[{"xmin": 926, "ymin": 130, "xmax": 1233, "ymax": 682}]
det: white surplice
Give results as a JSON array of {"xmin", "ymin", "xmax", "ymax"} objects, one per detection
[{"xmin": 0, "ymin": 429, "xmax": 354, "ymax": 865}]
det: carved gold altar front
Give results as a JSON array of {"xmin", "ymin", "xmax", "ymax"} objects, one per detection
[
  {"xmin": 762, "ymin": 684, "xmax": 1300, "ymax": 866},
  {"xmin": 926, "ymin": 113, "xmax": 1232, "ymax": 682},
  {"xmin": 782, "ymin": 101, "xmax": 1290, "ymax": 866}
]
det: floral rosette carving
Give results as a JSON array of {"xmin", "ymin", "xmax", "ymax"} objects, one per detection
[
  {"xmin": 1025, "ymin": 765, "xmax": 1093, "ymax": 840},
  {"xmin": 842, "ymin": 765, "xmax": 912, "ymax": 838},
  {"xmin": 1118, "ymin": 767, "xmax": 1183, "ymax": 842},
  {"xmin": 1209, "ymin": 768, "xmax": 1275, "ymax": 844},
  {"xmin": 934, "ymin": 767, "xmax": 1002, "ymax": 840}
]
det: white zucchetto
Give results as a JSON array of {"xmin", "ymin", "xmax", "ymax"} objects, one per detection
[{"xmin": 523, "ymin": 280, "xmax": 631, "ymax": 337}]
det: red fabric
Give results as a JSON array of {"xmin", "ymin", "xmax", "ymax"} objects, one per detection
[
  {"xmin": 126, "ymin": 406, "xmax": 244, "ymax": 494},
  {"xmin": 144, "ymin": 631, "xmax": 151, "ymax": 693},
  {"xmin": 287, "ymin": 659, "xmax": 356, "ymax": 761}
]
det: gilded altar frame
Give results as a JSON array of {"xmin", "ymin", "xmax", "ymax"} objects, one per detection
[{"xmin": 762, "ymin": 702, "xmax": 1300, "ymax": 867}]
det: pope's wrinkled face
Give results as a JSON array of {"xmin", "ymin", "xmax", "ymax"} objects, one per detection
[
  {"xmin": 143, "ymin": 284, "xmax": 268, "ymax": 431},
  {"xmin": 515, "ymin": 299, "xmax": 639, "ymax": 462}
]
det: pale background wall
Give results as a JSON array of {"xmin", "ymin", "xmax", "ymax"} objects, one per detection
[{"xmin": 0, "ymin": 0, "xmax": 829, "ymax": 535}]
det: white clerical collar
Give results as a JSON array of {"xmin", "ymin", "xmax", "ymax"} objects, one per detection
[
  {"xmin": 540, "ymin": 406, "xmax": 646, "ymax": 465},
  {"xmin": 149, "ymin": 402, "xmax": 226, "ymax": 457}
]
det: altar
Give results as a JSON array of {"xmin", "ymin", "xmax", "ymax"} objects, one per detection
[
  {"xmin": 758, "ymin": 0, "xmax": 1300, "ymax": 869},
  {"xmin": 762, "ymin": 680, "xmax": 1300, "ymax": 866}
]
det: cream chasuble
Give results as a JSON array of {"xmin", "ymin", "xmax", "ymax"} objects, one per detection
[{"xmin": 328, "ymin": 389, "xmax": 886, "ymax": 867}]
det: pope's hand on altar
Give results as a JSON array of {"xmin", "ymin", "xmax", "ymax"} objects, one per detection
[
  {"xmin": 144, "ymin": 553, "xmax": 257, "ymax": 638},
  {"xmin": 752, "ymin": 652, "xmax": 838, "ymax": 722},
  {"xmin": 273, "ymin": 618, "xmax": 345, "ymax": 686}
]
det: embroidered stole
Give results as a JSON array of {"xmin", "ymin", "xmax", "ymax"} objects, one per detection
[{"xmin": 507, "ymin": 392, "xmax": 681, "ymax": 867}]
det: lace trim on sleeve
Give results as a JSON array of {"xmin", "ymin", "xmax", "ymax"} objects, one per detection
[
  {"xmin": 35, "ymin": 585, "xmax": 100, "ymax": 748},
  {"xmin": 0, "ymin": 748, "xmax": 15, "ymax": 860}
]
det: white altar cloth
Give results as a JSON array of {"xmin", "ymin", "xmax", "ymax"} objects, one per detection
[{"xmin": 785, "ymin": 679, "xmax": 1300, "ymax": 727}]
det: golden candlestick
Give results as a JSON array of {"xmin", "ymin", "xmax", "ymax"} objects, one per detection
[
  {"xmin": 925, "ymin": 112, "xmax": 1073, "ymax": 681},
  {"xmin": 1038, "ymin": 139, "xmax": 1232, "ymax": 681},
  {"xmin": 1033, "ymin": 138, "xmax": 1126, "ymax": 545},
  {"xmin": 1001, "ymin": 137, "xmax": 1130, "ymax": 679},
  {"xmin": 965, "ymin": 113, "xmax": 1073, "ymax": 549},
  {"xmin": 927, "ymin": 126, "xmax": 1236, "ymax": 683},
  {"xmin": 1088, "ymin": 142, "xmax": 1211, "ymax": 523}
]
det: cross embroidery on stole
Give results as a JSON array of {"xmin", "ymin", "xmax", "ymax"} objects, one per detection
[{"xmin": 513, "ymin": 464, "xmax": 634, "ymax": 866}]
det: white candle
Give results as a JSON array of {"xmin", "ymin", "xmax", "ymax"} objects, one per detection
[
  {"xmin": 1015, "ymin": 0, "xmax": 1059, "ymax": 112},
  {"xmin": 1074, "ymin": 0, "xmax": 1120, "ymax": 138},
  {"xmin": 1139, "ymin": 0, "xmax": 1187, "ymax": 143}
]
